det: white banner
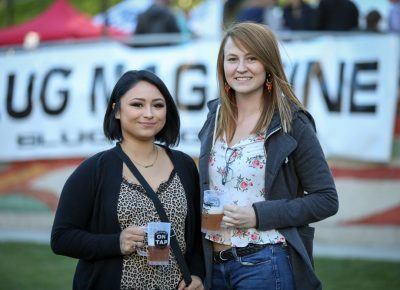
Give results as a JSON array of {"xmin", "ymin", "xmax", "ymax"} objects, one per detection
[{"xmin": 0, "ymin": 34, "xmax": 399, "ymax": 162}]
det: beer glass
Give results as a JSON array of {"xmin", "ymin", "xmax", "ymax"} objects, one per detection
[
  {"xmin": 201, "ymin": 190, "xmax": 224, "ymax": 232},
  {"xmin": 147, "ymin": 222, "xmax": 171, "ymax": 266}
]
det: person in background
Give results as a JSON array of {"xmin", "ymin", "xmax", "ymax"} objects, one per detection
[
  {"xmin": 283, "ymin": 0, "xmax": 317, "ymax": 30},
  {"xmin": 135, "ymin": 0, "xmax": 181, "ymax": 35},
  {"xmin": 388, "ymin": 0, "xmax": 400, "ymax": 32},
  {"xmin": 51, "ymin": 70, "xmax": 204, "ymax": 290},
  {"xmin": 235, "ymin": 0, "xmax": 268, "ymax": 24},
  {"xmin": 316, "ymin": 0, "xmax": 359, "ymax": 31},
  {"xmin": 235, "ymin": 0, "xmax": 284, "ymax": 31},
  {"xmin": 365, "ymin": 9, "xmax": 382, "ymax": 32},
  {"xmin": 198, "ymin": 22, "xmax": 338, "ymax": 290},
  {"xmin": 222, "ymin": 0, "xmax": 247, "ymax": 30}
]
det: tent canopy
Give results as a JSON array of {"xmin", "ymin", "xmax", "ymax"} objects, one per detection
[{"xmin": 0, "ymin": 0, "xmax": 127, "ymax": 46}]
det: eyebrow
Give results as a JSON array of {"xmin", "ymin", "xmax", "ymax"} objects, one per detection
[
  {"xmin": 225, "ymin": 52, "xmax": 253, "ymax": 57},
  {"xmin": 129, "ymin": 97, "xmax": 165, "ymax": 102}
]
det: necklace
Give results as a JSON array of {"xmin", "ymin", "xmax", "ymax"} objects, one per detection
[{"xmin": 131, "ymin": 146, "xmax": 158, "ymax": 168}]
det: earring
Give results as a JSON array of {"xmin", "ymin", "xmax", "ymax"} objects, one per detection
[
  {"xmin": 266, "ymin": 73, "xmax": 273, "ymax": 93},
  {"xmin": 224, "ymin": 82, "xmax": 231, "ymax": 94}
]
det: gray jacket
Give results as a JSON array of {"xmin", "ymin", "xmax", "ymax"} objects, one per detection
[{"xmin": 198, "ymin": 99, "xmax": 339, "ymax": 290}]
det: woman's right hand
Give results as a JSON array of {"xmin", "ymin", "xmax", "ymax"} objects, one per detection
[
  {"xmin": 222, "ymin": 204, "xmax": 257, "ymax": 229},
  {"xmin": 120, "ymin": 225, "xmax": 146, "ymax": 255}
]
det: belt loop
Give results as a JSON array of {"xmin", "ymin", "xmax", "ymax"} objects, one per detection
[{"xmin": 231, "ymin": 247, "xmax": 239, "ymax": 260}]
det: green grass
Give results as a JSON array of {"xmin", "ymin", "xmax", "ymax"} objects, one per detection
[
  {"xmin": 0, "ymin": 241, "xmax": 399, "ymax": 290},
  {"xmin": 316, "ymin": 258, "xmax": 400, "ymax": 290},
  {"xmin": 0, "ymin": 241, "xmax": 76, "ymax": 290}
]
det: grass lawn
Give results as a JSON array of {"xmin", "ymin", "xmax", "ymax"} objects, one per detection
[
  {"xmin": 315, "ymin": 257, "xmax": 400, "ymax": 290},
  {"xmin": 0, "ymin": 241, "xmax": 75, "ymax": 290},
  {"xmin": 0, "ymin": 241, "xmax": 399, "ymax": 290}
]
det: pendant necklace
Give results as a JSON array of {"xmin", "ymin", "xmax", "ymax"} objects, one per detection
[{"xmin": 131, "ymin": 146, "xmax": 158, "ymax": 168}]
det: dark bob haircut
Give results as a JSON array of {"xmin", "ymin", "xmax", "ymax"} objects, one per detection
[{"xmin": 103, "ymin": 70, "xmax": 180, "ymax": 147}]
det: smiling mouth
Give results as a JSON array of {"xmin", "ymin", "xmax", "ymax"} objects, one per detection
[
  {"xmin": 235, "ymin": 77, "xmax": 252, "ymax": 81},
  {"xmin": 140, "ymin": 122, "xmax": 157, "ymax": 126}
]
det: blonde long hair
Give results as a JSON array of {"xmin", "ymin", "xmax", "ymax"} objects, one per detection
[{"xmin": 216, "ymin": 22, "xmax": 304, "ymax": 142}]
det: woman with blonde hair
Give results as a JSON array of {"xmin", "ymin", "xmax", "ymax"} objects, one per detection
[{"xmin": 198, "ymin": 22, "xmax": 338, "ymax": 290}]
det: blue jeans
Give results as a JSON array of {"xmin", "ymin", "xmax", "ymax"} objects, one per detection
[{"xmin": 212, "ymin": 244, "xmax": 295, "ymax": 290}]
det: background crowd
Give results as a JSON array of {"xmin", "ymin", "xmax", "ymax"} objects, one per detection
[
  {"xmin": 133, "ymin": 0, "xmax": 400, "ymax": 39},
  {"xmin": 0, "ymin": 0, "xmax": 398, "ymax": 48}
]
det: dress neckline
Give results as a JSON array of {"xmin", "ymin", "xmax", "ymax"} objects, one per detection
[{"xmin": 122, "ymin": 169, "xmax": 177, "ymax": 194}]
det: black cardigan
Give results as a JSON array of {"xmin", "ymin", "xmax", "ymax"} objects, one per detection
[{"xmin": 51, "ymin": 145, "xmax": 204, "ymax": 289}]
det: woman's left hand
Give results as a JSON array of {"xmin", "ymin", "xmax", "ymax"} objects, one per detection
[
  {"xmin": 177, "ymin": 275, "xmax": 204, "ymax": 290},
  {"xmin": 222, "ymin": 205, "xmax": 257, "ymax": 229}
]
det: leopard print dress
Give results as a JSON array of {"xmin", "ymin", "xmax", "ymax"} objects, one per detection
[{"xmin": 117, "ymin": 170, "xmax": 187, "ymax": 290}]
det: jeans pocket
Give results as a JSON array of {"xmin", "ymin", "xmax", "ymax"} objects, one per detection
[{"xmin": 238, "ymin": 248, "xmax": 272, "ymax": 266}]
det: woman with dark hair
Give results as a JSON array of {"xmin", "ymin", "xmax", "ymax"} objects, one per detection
[
  {"xmin": 198, "ymin": 23, "xmax": 338, "ymax": 290},
  {"xmin": 51, "ymin": 70, "xmax": 204, "ymax": 290}
]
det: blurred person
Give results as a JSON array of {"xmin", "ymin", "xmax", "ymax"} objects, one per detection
[
  {"xmin": 223, "ymin": 0, "xmax": 247, "ymax": 29},
  {"xmin": 51, "ymin": 70, "xmax": 204, "ymax": 290},
  {"xmin": 283, "ymin": 0, "xmax": 317, "ymax": 30},
  {"xmin": 235, "ymin": 0, "xmax": 268, "ymax": 23},
  {"xmin": 135, "ymin": 0, "xmax": 181, "ymax": 35},
  {"xmin": 388, "ymin": 0, "xmax": 400, "ymax": 32},
  {"xmin": 316, "ymin": 0, "xmax": 359, "ymax": 31},
  {"xmin": 175, "ymin": 8, "xmax": 192, "ymax": 35},
  {"xmin": 198, "ymin": 22, "xmax": 339, "ymax": 290},
  {"xmin": 365, "ymin": 9, "xmax": 382, "ymax": 32},
  {"xmin": 235, "ymin": 0, "xmax": 283, "ymax": 31}
]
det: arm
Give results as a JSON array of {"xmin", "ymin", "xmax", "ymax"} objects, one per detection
[
  {"xmin": 184, "ymin": 154, "xmax": 205, "ymax": 280},
  {"xmin": 50, "ymin": 155, "xmax": 121, "ymax": 260},
  {"xmin": 253, "ymin": 113, "xmax": 339, "ymax": 230},
  {"xmin": 172, "ymin": 150, "xmax": 205, "ymax": 280},
  {"xmin": 184, "ymin": 157, "xmax": 205, "ymax": 289}
]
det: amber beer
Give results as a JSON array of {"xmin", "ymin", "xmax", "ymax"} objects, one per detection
[
  {"xmin": 201, "ymin": 210, "xmax": 224, "ymax": 231},
  {"xmin": 147, "ymin": 222, "xmax": 171, "ymax": 265},
  {"xmin": 201, "ymin": 190, "xmax": 224, "ymax": 232},
  {"xmin": 148, "ymin": 245, "xmax": 170, "ymax": 263}
]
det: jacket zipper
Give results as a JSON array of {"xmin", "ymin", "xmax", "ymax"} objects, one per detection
[
  {"xmin": 263, "ymin": 126, "xmax": 286, "ymax": 200},
  {"xmin": 264, "ymin": 126, "xmax": 281, "ymax": 159}
]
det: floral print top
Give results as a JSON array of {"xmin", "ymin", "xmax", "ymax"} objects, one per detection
[{"xmin": 205, "ymin": 133, "xmax": 286, "ymax": 247}]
